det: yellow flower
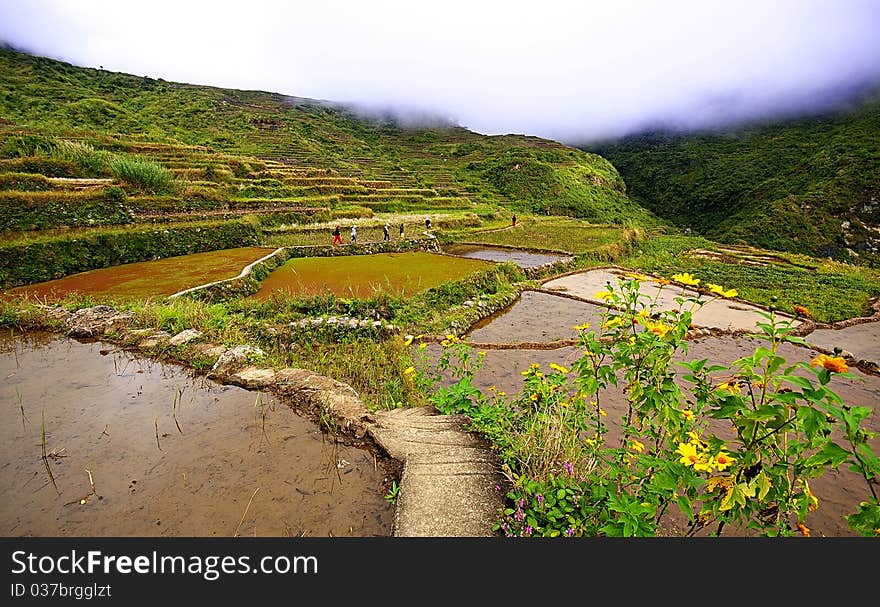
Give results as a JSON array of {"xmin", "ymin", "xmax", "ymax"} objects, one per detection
[
  {"xmin": 677, "ymin": 442, "xmax": 701, "ymax": 467},
  {"xmin": 530, "ymin": 393, "xmax": 539, "ymax": 401},
  {"xmin": 644, "ymin": 320, "xmax": 671, "ymax": 337},
  {"xmin": 681, "ymin": 409, "xmax": 694, "ymax": 421},
  {"xmin": 478, "ymin": 351, "xmax": 487, "ymax": 357},
  {"xmin": 573, "ymin": 322, "xmax": 591, "ymax": 331},
  {"xmin": 711, "ymin": 451, "xmax": 736, "ymax": 472},
  {"xmin": 549, "ymin": 363, "xmax": 569, "ymax": 374},
  {"xmin": 716, "ymin": 381, "xmax": 741, "ymax": 395},
  {"xmin": 624, "ymin": 272, "xmax": 647, "ymax": 281},
  {"xmin": 602, "ymin": 317, "xmax": 623, "ymax": 329},
  {"xmin": 630, "ymin": 439, "xmax": 645, "ymax": 453},
  {"xmin": 497, "ymin": 391, "xmax": 506, "ymax": 396},
  {"xmin": 706, "ymin": 283, "xmax": 738, "ymax": 298},
  {"xmin": 672, "ymin": 272, "xmax": 700, "ymax": 287},
  {"xmin": 403, "ymin": 366, "xmax": 415, "ymax": 376},
  {"xmin": 687, "ymin": 430, "xmax": 703, "ymax": 445},
  {"xmin": 598, "ymin": 408, "xmax": 607, "ymax": 417},
  {"xmin": 797, "ymin": 523, "xmax": 811, "ymax": 537},
  {"xmin": 793, "ymin": 305, "xmax": 811, "ymax": 318},
  {"xmin": 440, "ymin": 339, "xmax": 451, "ymax": 347},
  {"xmin": 594, "ymin": 290, "xmax": 614, "ymax": 301},
  {"xmin": 530, "ymin": 362, "xmax": 541, "ymax": 370},
  {"xmin": 487, "ymin": 385, "xmax": 496, "ymax": 392},
  {"xmin": 419, "ymin": 342, "xmax": 427, "ymax": 349},
  {"xmin": 404, "ymin": 335, "xmax": 414, "ymax": 346},
  {"xmin": 810, "ymin": 353, "xmax": 849, "ymax": 374},
  {"xmin": 656, "ymin": 278, "xmax": 671, "ymax": 286}
]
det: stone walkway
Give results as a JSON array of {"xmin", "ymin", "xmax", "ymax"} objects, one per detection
[{"xmin": 368, "ymin": 407, "xmax": 503, "ymax": 537}]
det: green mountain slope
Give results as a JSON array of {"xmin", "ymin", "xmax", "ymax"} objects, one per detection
[
  {"xmin": 588, "ymin": 94, "xmax": 880, "ymax": 265},
  {"xmin": 0, "ymin": 47, "xmax": 653, "ymax": 225}
]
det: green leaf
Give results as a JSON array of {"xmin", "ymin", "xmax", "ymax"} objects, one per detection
[
  {"xmin": 805, "ymin": 441, "xmax": 851, "ymax": 468},
  {"xmin": 676, "ymin": 495, "xmax": 693, "ymax": 521},
  {"xmin": 753, "ymin": 471, "xmax": 771, "ymax": 501}
]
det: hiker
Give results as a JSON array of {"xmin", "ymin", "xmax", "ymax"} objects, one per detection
[
  {"xmin": 383, "ymin": 223, "xmax": 390, "ymax": 241},
  {"xmin": 424, "ymin": 216, "xmax": 432, "ymax": 230},
  {"xmin": 332, "ymin": 224, "xmax": 342, "ymax": 246},
  {"xmin": 512, "ymin": 213, "xmax": 517, "ymax": 227},
  {"xmin": 351, "ymin": 224, "xmax": 357, "ymax": 244},
  {"xmin": 399, "ymin": 223, "xmax": 405, "ymax": 239}
]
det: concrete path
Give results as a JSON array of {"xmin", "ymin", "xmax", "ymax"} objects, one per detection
[
  {"xmin": 368, "ymin": 407, "xmax": 503, "ymax": 537},
  {"xmin": 542, "ymin": 267, "xmax": 800, "ymax": 333}
]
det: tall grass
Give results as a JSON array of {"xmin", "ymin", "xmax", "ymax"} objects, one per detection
[
  {"xmin": 109, "ymin": 155, "xmax": 173, "ymax": 193},
  {"xmin": 50, "ymin": 139, "xmax": 113, "ymax": 176}
]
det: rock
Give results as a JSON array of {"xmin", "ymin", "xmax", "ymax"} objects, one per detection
[
  {"xmin": 463, "ymin": 300, "xmax": 474, "ymax": 307},
  {"xmin": 208, "ymin": 345, "xmax": 265, "ymax": 379},
  {"xmin": 138, "ymin": 331, "xmax": 171, "ymax": 349},
  {"xmin": 193, "ymin": 343, "xmax": 227, "ymax": 360},
  {"xmin": 66, "ymin": 305, "xmax": 133, "ymax": 338},
  {"xmin": 227, "ymin": 366, "xmax": 277, "ymax": 389},
  {"xmin": 168, "ymin": 329, "xmax": 203, "ymax": 347}
]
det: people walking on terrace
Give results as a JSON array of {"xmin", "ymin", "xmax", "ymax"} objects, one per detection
[
  {"xmin": 332, "ymin": 224, "xmax": 342, "ymax": 246},
  {"xmin": 383, "ymin": 223, "xmax": 390, "ymax": 241},
  {"xmin": 351, "ymin": 224, "xmax": 357, "ymax": 244},
  {"xmin": 424, "ymin": 216, "xmax": 432, "ymax": 230}
]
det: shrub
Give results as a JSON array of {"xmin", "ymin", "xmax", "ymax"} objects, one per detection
[{"xmin": 413, "ymin": 275, "xmax": 880, "ymax": 537}]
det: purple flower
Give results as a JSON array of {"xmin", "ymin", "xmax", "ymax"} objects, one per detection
[
  {"xmin": 518, "ymin": 498, "xmax": 525, "ymax": 508},
  {"xmin": 514, "ymin": 509, "xmax": 524, "ymax": 522},
  {"xmin": 563, "ymin": 461, "xmax": 574, "ymax": 475},
  {"xmin": 495, "ymin": 484, "xmax": 501, "ymax": 491},
  {"xmin": 565, "ymin": 528, "xmax": 575, "ymax": 537},
  {"xmin": 524, "ymin": 525, "xmax": 533, "ymax": 536},
  {"xmin": 536, "ymin": 494, "xmax": 544, "ymax": 504}
]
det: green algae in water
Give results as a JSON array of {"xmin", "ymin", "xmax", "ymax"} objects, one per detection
[{"xmin": 252, "ymin": 252, "xmax": 492, "ymax": 299}]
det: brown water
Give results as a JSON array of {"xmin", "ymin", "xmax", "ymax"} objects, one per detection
[
  {"xmin": 420, "ymin": 335, "xmax": 880, "ymax": 537},
  {"xmin": 3, "ymin": 247, "xmax": 274, "ymax": 303},
  {"xmin": 251, "ymin": 252, "xmax": 491, "ymax": 300},
  {"xmin": 442, "ymin": 244, "xmax": 566, "ymax": 268},
  {"xmin": 0, "ymin": 332, "xmax": 393, "ymax": 537},
  {"xmin": 466, "ymin": 291, "xmax": 607, "ymax": 344}
]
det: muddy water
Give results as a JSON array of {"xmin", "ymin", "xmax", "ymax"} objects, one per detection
[
  {"xmin": 251, "ymin": 252, "xmax": 491, "ymax": 300},
  {"xmin": 807, "ymin": 322, "xmax": 880, "ymax": 367},
  {"xmin": 542, "ymin": 268, "xmax": 801, "ymax": 333},
  {"xmin": 2, "ymin": 247, "xmax": 275, "ymax": 303},
  {"xmin": 466, "ymin": 291, "xmax": 606, "ymax": 344},
  {"xmin": 0, "ymin": 332, "xmax": 393, "ymax": 537},
  {"xmin": 441, "ymin": 244, "xmax": 566, "ymax": 269},
  {"xmin": 420, "ymin": 335, "xmax": 879, "ymax": 536}
]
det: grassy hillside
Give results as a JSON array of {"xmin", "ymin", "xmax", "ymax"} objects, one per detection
[
  {"xmin": 0, "ymin": 46, "xmax": 653, "ymax": 231},
  {"xmin": 589, "ymin": 93, "xmax": 880, "ymax": 265}
]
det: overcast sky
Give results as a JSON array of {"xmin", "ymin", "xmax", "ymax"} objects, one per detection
[{"xmin": 2, "ymin": 0, "xmax": 879, "ymax": 143}]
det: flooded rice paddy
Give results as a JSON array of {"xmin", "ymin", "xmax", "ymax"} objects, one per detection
[
  {"xmin": 466, "ymin": 291, "xmax": 606, "ymax": 344},
  {"xmin": 441, "ymin": 244, "xmax": 567, "ymax": 269},
  {"xmin": 3, "ymin": 247, "xmax": 275, "ymax": 303},
  {"xmin": 0, "ymin": 331, "xmax": 392, "ymax": 537},
  {"xmin": 542, "ymin": 267, "xmax": 800, "ymax": 333},
  {"xmin": 251, "ymin": 251, "xmax": 492, "ymax": 299}
]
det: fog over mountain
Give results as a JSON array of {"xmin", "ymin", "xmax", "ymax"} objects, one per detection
[{"xmin": 2, "ymin": 0, "xmax": 879, "ymax": 143}]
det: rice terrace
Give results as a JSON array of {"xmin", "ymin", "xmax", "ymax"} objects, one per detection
[{"xmin": 1, "ymin": 46, "xmax": 879, "ymax": 539}]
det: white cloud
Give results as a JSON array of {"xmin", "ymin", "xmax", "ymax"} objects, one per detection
[{"xmin": 2, "ymin": 0, "xmax": 879, "ymax": 141}]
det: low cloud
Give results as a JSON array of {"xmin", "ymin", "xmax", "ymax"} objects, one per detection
[{"xmin": 2, "ymin": 0, "xmax": 879, "ymax": 143}]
